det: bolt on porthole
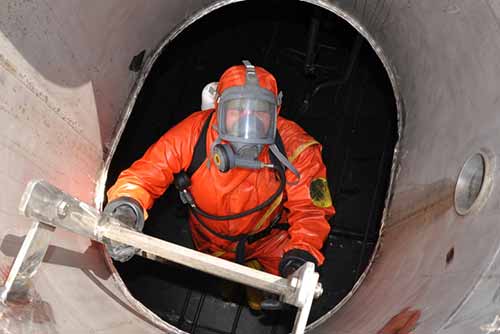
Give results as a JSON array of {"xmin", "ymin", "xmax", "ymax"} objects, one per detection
[{"xmin": 454, "ymin": 151, "xmax": 494, "ymax": 215}]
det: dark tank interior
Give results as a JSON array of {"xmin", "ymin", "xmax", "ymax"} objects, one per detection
[{"xmin": 106, "ymin": 1, "xmax": 398, "ymax": 332}]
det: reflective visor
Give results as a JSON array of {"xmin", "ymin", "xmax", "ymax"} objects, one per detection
[{"xmin": 218, "ymin": 98, "xmax": 276, "ymax": 143}]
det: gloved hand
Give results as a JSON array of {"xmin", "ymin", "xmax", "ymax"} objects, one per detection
[
  {"xmin": 278, "ymin": 249, "xmax": 317, "ymax": 278},
  {"xmin": 260, "ymin": 249, "xmax": 318, "ymax": 311},
  {"xmin": 102, "ymin": 196, "xmax": 145, "ymax": 262}
]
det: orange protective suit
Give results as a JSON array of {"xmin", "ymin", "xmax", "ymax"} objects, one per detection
[{"xmin": 107, "ymin": 65, "xmax": 335, "ymax": 275}]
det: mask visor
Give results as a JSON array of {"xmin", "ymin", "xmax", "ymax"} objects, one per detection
[{"xmin": 219, "ymin": 98, "xmax": 276, "ymax": 144}]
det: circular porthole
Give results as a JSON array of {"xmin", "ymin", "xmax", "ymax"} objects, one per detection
[{"xmin": 455, "ymin": 151, "xmax": 494, "ymax": 215}]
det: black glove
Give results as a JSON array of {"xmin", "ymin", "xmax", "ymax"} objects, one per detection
[
  {"xmin": 102, "ymin": 197, "xmax": 145, "ymax": 262},
  {"xmin": 260, "ymin": 250, "xmax": 317, "ymax": 311},
  {"xmin": 278, "ymin": 249, "xmax": 317, "ymax": 278}
]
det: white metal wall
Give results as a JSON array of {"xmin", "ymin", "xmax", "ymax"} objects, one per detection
[
  {"xmin": 2, "ymin": 0, "xmax": 500, "ymax": 333},
  {"xmin": 0, "ymin": 1, "xmax": 215, "ymax": 333}
]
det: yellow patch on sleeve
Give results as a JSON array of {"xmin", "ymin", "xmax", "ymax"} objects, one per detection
[
  {"xmin": 309, "ymin": 177, "xmax": 333, "ymax": 208},
  {"xmin": 289, "ymin": 140, "xmax": 319, "ymax": 163}
]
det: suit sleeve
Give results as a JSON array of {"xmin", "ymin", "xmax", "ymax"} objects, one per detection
[
  {"xmin": 283, "ymin": 143, "xmax": 335, "ymax": 266},
  {"xmin": 106, "ymin": 112, "xmax": 208, "ymax": 216}
]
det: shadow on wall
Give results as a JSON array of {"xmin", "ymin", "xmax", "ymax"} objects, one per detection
[
  {"xmin": 0, "ymin": 234, "xmax": 110, "ymax": 280},
  {"xmin": 0, "ymin": 235, "xmax": 160, "ymax": 330}
]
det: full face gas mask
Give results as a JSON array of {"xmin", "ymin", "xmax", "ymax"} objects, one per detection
[{"xmin": 212, "ymin": 60, "xmax": 298, "ymax": 177}]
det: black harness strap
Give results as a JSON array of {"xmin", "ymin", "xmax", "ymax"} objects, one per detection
[
  {"xmin": 186, "ymin": 111, "xmax": 214, "ymax": 176},
  {"xmin": 192, "ymin": 210, "xmax": 289, "ymax": 264},
  {"xmin": 176, "ymin": 111, "xmax": 290, "ymax": 264}
]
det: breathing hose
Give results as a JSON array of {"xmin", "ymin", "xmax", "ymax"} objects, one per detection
[{"xmin": 189, "ymin": 165, "xmax": 285, "ymax": 221}]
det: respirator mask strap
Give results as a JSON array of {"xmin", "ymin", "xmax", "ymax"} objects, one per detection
[{"xmin": 269, "ymin": 144, "xmax": 300, "ymax": 184}]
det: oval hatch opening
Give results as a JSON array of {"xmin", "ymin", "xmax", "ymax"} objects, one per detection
[{"xmin": 106, "ymin": 1, "xmax": 399, "ymax": 332}]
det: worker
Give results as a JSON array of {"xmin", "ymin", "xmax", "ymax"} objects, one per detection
[{"xmin": 103, "ymin": 61, "xmax": 335, "ymax": 305}]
